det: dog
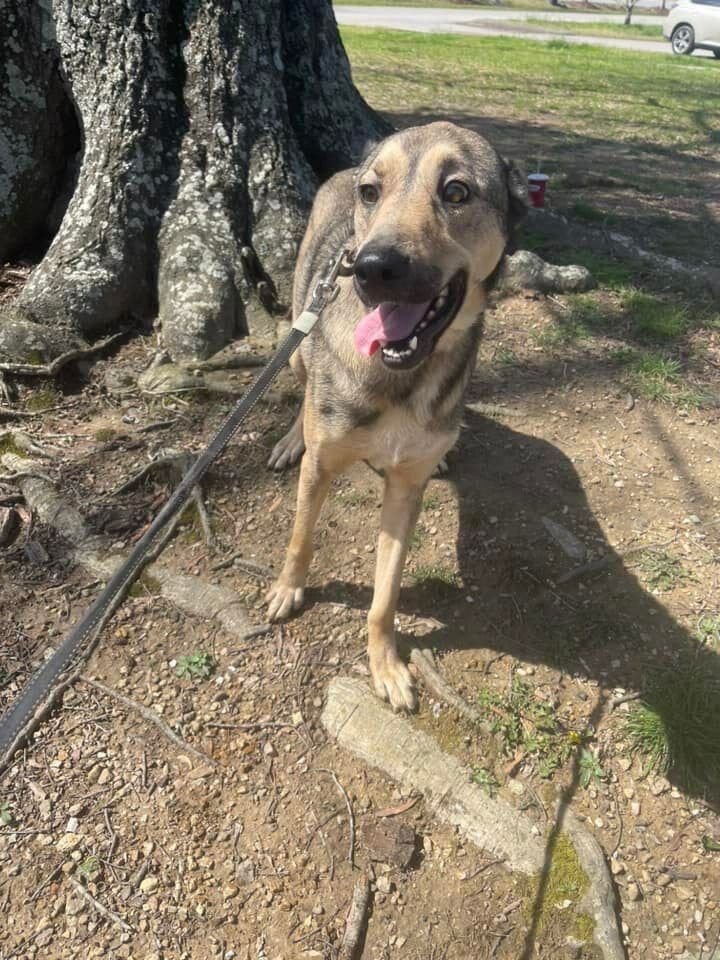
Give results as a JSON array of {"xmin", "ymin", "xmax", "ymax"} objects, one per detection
[{"xmin": 266, "ymin": 121, "xmax": 527, "ymax": 710}]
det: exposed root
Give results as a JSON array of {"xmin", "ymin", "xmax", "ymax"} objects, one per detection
[
  {"xmin": 0, "ymin": 330, "xmax": 127, "ymax": 377},
  {"xmin": 409, "ymin": 646, "xmax": 492, "ymax": 735}
]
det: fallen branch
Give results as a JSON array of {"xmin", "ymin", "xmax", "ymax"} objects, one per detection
[
  {"xmin": 0, "ymin": 331, "xmax": 127, "ymax": 377},
  {"xmin": 80, "ymin": 676, "xmax": 218, "ymax": 767},
  {"xmin": 211, "ymin": 552, "xmax": 273, "ymax": 577},
  {"xmin": 338, "ymin": 876, "xmax": 371, "ymax": 960},
  {"xmin": 68, "ymin": 877, "xmax": 134, "ymax": 933}
]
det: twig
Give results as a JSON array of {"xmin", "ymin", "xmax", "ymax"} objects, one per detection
[
  {"xmin": 609, "ymin": 691, "xmax": 641, "ymax": 711},
  {"xmin": 137, "ymin": 418, "xmax": 178, "ymax": 433},
  {"xmin": 27, "ymin": 862, "xmax": 63, "ymax": 904},
  {"xmin": 0, "ymin": 331, "xmax": 127, "ymax": 377},
  {"xmin": 80, "ymin": 676, "xmax": 218, "ymax": 767},
  {"xmin": 555, "ymin": 555, "xmax": 616, "ymax": 586},
  {"xmin": 461, "ymin": 858, "xmax": 504, "ymax": 881},
  {"xmin": 109, "ymin": 453, "xmax": 189, "ymax": 498},
  {"xmin": 316, "ymin": 768, "xmax": 356, "ymax": 869},
  {"xmin": 211, "ymin": 552, "xmax": 273, "ymax": 577},
  {"xmin": 205, "ymin": 721, "xmax": 295, "ymax": 731},
  {"xmin": 191, "ymin": 484, "xmax": 214, "ymax": 547},
  {"xmin": 68, "ymin": 877, "xmax": 134, "ymax": 933},
  {"xmin": 338, "ymin": 876, "xmax": 371, "ymax": 960}
]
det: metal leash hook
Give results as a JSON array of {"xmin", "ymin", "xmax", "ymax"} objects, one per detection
[
  {"xmin": 0, "ymin": 244, "xmax": 355, "ymax": 770},
  {"xmin": 293, "ymin": 247, "xmax": 355, "ymax": 334}
]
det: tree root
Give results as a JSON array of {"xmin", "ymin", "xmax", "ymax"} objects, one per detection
[
  {"xmin": 409, "ymin": 646, "xmax": 493, "ymax": 736},
  {"xmin": 497, "ymin": 249, "xmax": 595, "ymax": 295},
  {"xmin": 0, "ymin": 330, "xmax": 126, "ymax": 377},
  {"xmin": 322, "ymin": 677, "xmax": 625, "ymax": 960}
]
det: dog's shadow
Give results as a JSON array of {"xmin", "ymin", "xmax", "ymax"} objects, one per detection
[{"xmin": 318, "ymin": 406, "xmax": 720, "ymax": 810}]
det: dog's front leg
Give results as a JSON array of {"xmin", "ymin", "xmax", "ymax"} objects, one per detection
[
  {"xmin": 267, "ymin": 450, "xmax": 334, "ymax": 621},
  {"xmin": 368, "ymin": 459, "xmax": 437, "ymax": 711}
]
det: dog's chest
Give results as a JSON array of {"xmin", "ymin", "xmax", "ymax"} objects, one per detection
[{"xmin": 364, "ymin": 406, "xmax": 452, "ymax": 471}]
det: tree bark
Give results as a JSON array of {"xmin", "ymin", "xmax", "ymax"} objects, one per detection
[{"xmin": 0, "ymin": 0, "xmax": 388, "ymax": 365}]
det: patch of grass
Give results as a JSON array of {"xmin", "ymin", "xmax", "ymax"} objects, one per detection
[
  {"xmin": 494, "ymin": 345, "xmax": 520, "ymax": 366},
  {"xmin": 175, "ymin": 651, "xmax": 216, "ymax": 681},
  {"xmin": 620, "ymin": 289, "xmax": 688, "ymax": 341},
  {"xmin": 25, "ymin": 389, "xmax": 59, "ymax": 412},
  {"xmin": 521, "ymin": 17, "xmax": 663, "ymax": 41},
  {"xmin": 0, "ymin": 433, "xmax": 31, "ymax": 459},
  {"xmin": 94, "ymin": 427, "xmax": 118, "ymax": 443},
  {"xmin": 128, "ymin": 573, "xmax": 161, "ymax": 598},
  {"xmin": 570, "ymin": 200, "xmax": 612, "ymax": 224},
  {"xmin": 635, "ymin": 549, "xmax": 693, "ymax": 593},
  {"xmin": 624, "ymin": 658, "xmax": 720, "ymax": 793},
  {"xmin": 422, "ymin": 493, "xmax": 442, "ymax": 510},
  {"xmin": 478, "ymin": 677, "xmax": 578, "ymax": 778},
  {"xmin": 409, "ymin": 526, "xmax": 426, "ymax": 550},
  {"xmin": 470, "ymin": 764, "xmax": 499, "ymax": 795},
  {"xmin": 335, "ymin": 488, "xmax": 374, "ymax": 508},
  {"xmin": 412, "ymin": 563, "xmax": 460, "ymax": 590},
  {"xmin": 626, "ymin": 353, "xmax": 681, "ymax": 403}
]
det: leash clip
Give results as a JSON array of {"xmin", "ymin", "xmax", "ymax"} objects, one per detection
[{"xmin": 294, "ymin": 246, "xmax": 355, "ymax": 334}]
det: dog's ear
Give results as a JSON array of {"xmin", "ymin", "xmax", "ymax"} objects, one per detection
[{"xmin": 503, "ymin": 158, "xmax": 529, "ymax": 226}]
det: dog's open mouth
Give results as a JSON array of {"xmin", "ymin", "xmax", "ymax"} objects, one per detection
[{"xmin": 354, "ymin": 270, "xmax": 467, "ymax": 370}]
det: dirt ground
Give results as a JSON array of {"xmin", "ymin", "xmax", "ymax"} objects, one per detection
[{"xmin": 1, "ymin": 273, "xmax": 720, "ymax": 960}]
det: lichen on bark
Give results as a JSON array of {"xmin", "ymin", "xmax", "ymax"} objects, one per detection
[{"xmin": 0, "ymin": 0, "xmax": 384, "ymax": 366}]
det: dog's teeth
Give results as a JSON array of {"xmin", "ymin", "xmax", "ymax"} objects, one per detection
[{"xmin": 409, "ymin": 336, "xmax": 418, "ymax": 351}]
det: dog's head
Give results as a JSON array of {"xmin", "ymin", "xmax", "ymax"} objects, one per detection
[{"xmin": 351, "ymin": 122, "xmax": 527, "ymax": 370}]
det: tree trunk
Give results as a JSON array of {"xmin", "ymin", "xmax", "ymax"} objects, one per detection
[{"xmin": 0, "ymin": 0, "xmax": 389, "ymax": 365}]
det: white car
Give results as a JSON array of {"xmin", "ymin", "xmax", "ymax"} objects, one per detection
[{"xmin": 663, "ymin": 0, "xmax": 720, "ymax": 56}]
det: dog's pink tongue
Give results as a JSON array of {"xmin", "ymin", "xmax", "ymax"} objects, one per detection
[{"xmin": 354, "ymin": 301, "xmax": 430, "ymax": 357}]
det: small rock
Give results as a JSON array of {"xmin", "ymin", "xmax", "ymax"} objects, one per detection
[
  {"xmin": 56, "ymin": 834, "xmax": 81, "ymax": 853},
  {"xmin": 631, "ymin": 802, "xmax": 641, "ymax": 817},
  {"xmin": 65, "ymin": 817, "xmax": 79, "ymax": 834},
  {"xmin": 376, "ymin": 876, "xmax": 393, "ymax": 895},
  {"xmin": 364, "ymin": 821, "xmax": 417, "ymax": 870},
  {"xmin": 139, "ymin": 876, "xmax": 159, "ymax": 895},
  {"xmin": 650, "ymin": 778, "xmax": 670, "ymax": 796},
  {"xmin": 610, "ymin": 860, "xmax": 625, "ymax": 876},
  {"xmin": 626, "ymin": 883, "xmax": 641, "ymax": 902},
  {"xmin": 263, "ymin": 742, "xmax": 276, "ymax": 757},
  {"xmin": 618, "ymin": 758, "xmax": 632, "ymax": 772}
]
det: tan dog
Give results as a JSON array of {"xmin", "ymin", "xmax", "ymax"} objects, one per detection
[{"xmin": 266, "ymin": 122, "xmax": 526, "ymax": 710}]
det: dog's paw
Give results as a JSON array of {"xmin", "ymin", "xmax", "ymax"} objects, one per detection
[
  {"xmin": 370, "ymin": 651, "xmax": 417, "ymax": 712},
  {"xmin": 266, "ymin": 580, "xmax": 304, "ymax": 621},
  {"xmin": 267, "ymin": 422, "xmax": 305, "ymax": 471}
]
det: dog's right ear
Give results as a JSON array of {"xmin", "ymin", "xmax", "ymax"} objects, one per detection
[{"xmin": 503, "ymin": 158, "xmax": 529, "ymax": 226}]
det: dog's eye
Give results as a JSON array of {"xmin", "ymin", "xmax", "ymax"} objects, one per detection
[
  {"xmin": 443, "ymin": 181, "xmax": 470, "ymax": 205},
  {"xmin": 359, "ymin": 184, "xmax": 380, "ymax": 205}
]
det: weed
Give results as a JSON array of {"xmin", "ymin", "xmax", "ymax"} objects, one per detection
[
  {"xmin": 635, "ymin": 550, "xmax": 693, "ymax": 592},
  {"xmin": 494, "ymin": 346, "xmax": 519, "ymax": 366},
  {"xmin": 422, "ymin": 493, "xmax": 442, "ymax": 510},
  {"xmin": 478, "ymin": 678, "xmax": 575, "ymax": 778},
  {"xmin": 78, "ymin": 855, "xmax": 101, "ymax": 879},
  {"xmin": 627, "ymin": 354, "xmax": 681, "ymax": 403},
  {"xmin": 624, "ymin": 658, "xmax": 720, "ymax": 793},
  {"xmin": 335, "ymin": 488, "xmax": 374, "ymax": 508},
  {"xmin": 578, "ymin": 748, "xmax": 605, "ymax": 788},
  {"xmin": 175, "ymin": 651, "xmax": 216, "ymax": 681},
  {"xmin": 470, "ymin": 765, "xmax": 498, "ymax": 795},
  {"xmin": 0, "ymin": 801, "xmax": 13, "ymax": 826},
  {"xmin": 412, "ymin": 564, "xmax": 460, "ymax": 590},
  {"xmin": 697, "ymin": 616, "xmax": 720, "ymax": 649},
  {"xmin": 409, "ymin": 526, "xmax": 426, "ymax": 550},
  {"xmin": 94, "ymin": 427, "xmax": 118, "ymax": 443}
]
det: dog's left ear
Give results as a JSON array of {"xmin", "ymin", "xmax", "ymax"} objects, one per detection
[{"xmin": 503, "ymin": 158, "xmax": 529, "ymax": 226}]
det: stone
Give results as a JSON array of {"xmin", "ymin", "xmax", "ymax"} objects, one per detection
[
  {"xmin": 139, "ymin": 876, "xmax": 159, "ymax": 895},
  {"xmin": 363, "ymin": 821, "xmax": 417, "ymax": 870},
  {"xmin": 626, "ymin": 883, "xmax": 641, "ymax": 902}
]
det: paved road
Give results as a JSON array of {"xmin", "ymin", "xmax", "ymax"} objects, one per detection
[{"xmin": 334, "ymin": 4, "xmax": 713, "ymax": 56}]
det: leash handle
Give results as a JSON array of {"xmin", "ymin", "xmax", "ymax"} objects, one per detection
[{"xmin": 0, "ymin": 246, "xmax": 353, "ymax": 768}]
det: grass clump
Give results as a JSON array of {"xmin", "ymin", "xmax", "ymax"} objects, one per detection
[
  {"xmin": 175, "ymin": 651, "xmax": 216, "ymax": 681},
  {"xmin": 94, "ymin": 427, "xmax": 118, "ymax": 443},
  {"xmin": 478, "ymin": 678, "xmax": 577, "ymax": 778},
  {"xmin": 25, "ymin": 389, "xmax": 59, "ymax": 412},
  {"xmin": 412, "ymin": 563, "xmax": 460, "ymax": 590},
  {"xmin": 636, "ymin": 549, "xmax": 693, "ymax": 592},
  {"xmin": 470, "ymin": 764, "xmax": 498, "ymax": 795},
  {"xmin": 624, "ymin": 658, "xmax": 720, "ymax": 794},
  {"xmin": 697, "ymin": 616, "xmax": 720, "ymax": 649},
  {"xmin": 626, "ymin": 353, "xmax": 681, "ymax": 403},
  {"xmin": 620, "ymin": 289, "xmax": 688, "ymax": 341}
]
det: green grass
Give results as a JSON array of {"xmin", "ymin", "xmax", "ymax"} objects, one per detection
[
  {"xmin": 520, "ymin": 17, "xmax": 663, "ymax": 41},
  {"xmin": 412, "ymin": 563, "xmax": 460, "ymax": 589},
  {"xmin": 341, "ymin": 28, "xmax": 719, "ymax": 153},
  {"xmin": 697, "ymin": 616, "xmax": 720, "ymax": 649},
  {"xmin": 620, "ymin": 290, "xmax": 689, "ymax": 341},
  {"xmin": 570, "ymin": 200, "xmax": 615, "ymax": 224},
  {"xmin": 175, "ymin": 651, "xmax": 216, "ymax": 681},
  {"xmin": 470, "ymin": 764, "xmax": 499, "ymax": 795},
  {"xmin": 624, "ymin": 658, "xmax": 720, "ymax": 795}
]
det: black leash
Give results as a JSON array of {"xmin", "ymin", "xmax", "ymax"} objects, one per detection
[{"xmin": 0, "ymin": 248, "xmax": 354, "ymax": 768}]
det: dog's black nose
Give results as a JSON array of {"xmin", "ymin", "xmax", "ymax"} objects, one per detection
[{"xmin": 353, "ymin": 246, "xmax": 441, "ymax": 304}]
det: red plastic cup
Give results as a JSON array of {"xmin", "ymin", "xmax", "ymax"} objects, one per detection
[{"xmin": 527, "ymin": 173, "xmax": 549, "ymax": 209}]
